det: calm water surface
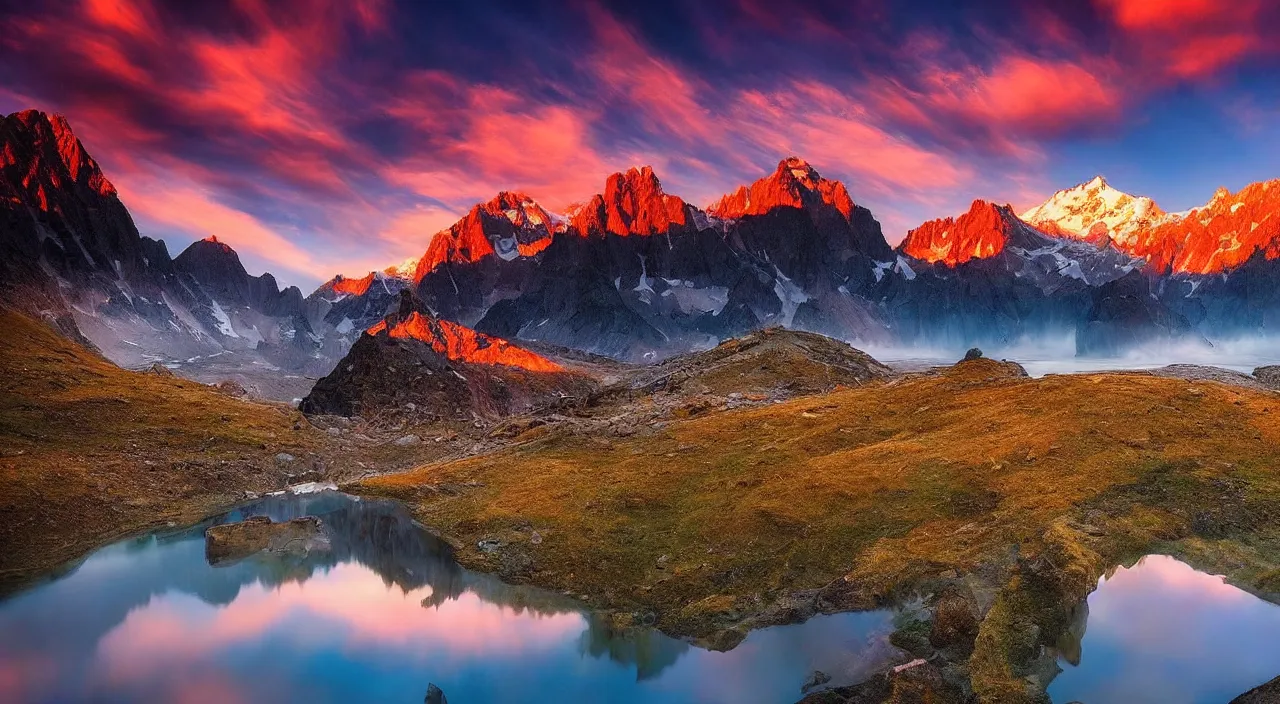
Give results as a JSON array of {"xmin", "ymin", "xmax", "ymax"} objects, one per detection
[
  {"xmin": 0, "ymin": 491, "xmax": 902, "ymax": 703},
  {"xmin": 1047, "ymin": 555, "xmax": 1280, "ymax": 704}
]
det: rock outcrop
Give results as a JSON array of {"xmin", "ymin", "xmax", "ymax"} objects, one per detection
[
  {"xmin": 301, "ymin": 290, "xmax": 595, "ymax": 419},
  {"xmin": 204, "ymin": 516, "xmax": 327, "ymax": 565}
]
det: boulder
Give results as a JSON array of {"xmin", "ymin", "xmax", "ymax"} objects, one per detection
[
  {"xmin": 204, "ymin": 516, "xmax": 326, "ymax": 565},
  {"xmin": 145, "ymin": 363, "xmax": 175, "ymax": 377},
  {"xmin": 212, "ymin": 379, "xmax": 249, "ymax": 398},
  {"xmin": 1254, "ymin": 366, "xmax": 1280, "ymax": 391}
]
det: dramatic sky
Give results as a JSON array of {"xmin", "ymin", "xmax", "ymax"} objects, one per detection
[{"xmin": 3, "ymin": 0, "xmax": 1280, "ymax": 290}]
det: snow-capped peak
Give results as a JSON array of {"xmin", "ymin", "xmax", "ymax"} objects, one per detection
[
  {"xmin": 1020, "ymin": 176, "xmax": 1169, "ymax": 248},
  {"xmin": 383, "ymin": 256, "xmax": 420, "ymax": 280}
]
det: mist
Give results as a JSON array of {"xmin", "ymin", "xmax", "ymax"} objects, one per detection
[{"xmin": 860, "ymin": 333, "xmax": 1280, "ymax": 378}]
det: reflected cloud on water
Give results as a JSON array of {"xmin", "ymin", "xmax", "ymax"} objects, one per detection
[{"xmin": 1048, "ymin": 554, "xmax": 1280, "ymax": 704}]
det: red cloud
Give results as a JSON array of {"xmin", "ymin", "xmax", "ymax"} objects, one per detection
[
  {"xmin": 383, "ymin": 77, "xmax": 620, "ymax": 213},
  {"xmin": 83, "ymin": 0, "xmax": 154, "ymax": 35},
  {"xmin": 1097, "ymin": 0, "xmax": 1270, "ymax": 80},
  {"xmin": 865, "ymin": 37, "xmax": 1123, "ymax": 158},
  {"xmin": 1101, "ymin": 0, "xmax": 1248, "ymax": 30}
]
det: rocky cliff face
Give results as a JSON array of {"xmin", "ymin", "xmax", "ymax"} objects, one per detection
[
  {"xmin": 174, "ymin": 237, "xmax": 306, "ymax": 318},
  {"xmin": 414, "ymin": 191, "xmax": 560, "ymax": 281},
  {"xmin": 570, "ymin": 166, "xmax": 694, "ymax": 237},
  {"xmin": 710, "ymin": 156, "xmax": 855, "ymax": 220},
  {"xmin": 711, "ymin": 157, "xmax": 892, "ymax": 265},
  {"xmin": 170, "ymin": 236, "xmax": 318, "ymax": 363},
  {"xmin": 1138, "ymin": 181, "xmax": 1280, "ymax": 274},
  {"xmin": 464, "ymin": 160, "xmax": 896, "ymax": 360},
  {"xmin": 901, "ymin": 200, "xmax": 1013, "ymax": 265}
]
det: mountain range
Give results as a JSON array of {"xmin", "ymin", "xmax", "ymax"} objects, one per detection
[{"xmin": 5, "ymin": 110, "xmax": 1280, "ymax": 400}]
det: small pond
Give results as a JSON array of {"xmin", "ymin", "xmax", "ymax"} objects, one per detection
[
  {"xmin": 0, "ymin": 491, "xmax": 902, "ymax": 703},
  {"xmin": 1048, "ymin": 554, "xmax": 1280, "ymax": 704}
]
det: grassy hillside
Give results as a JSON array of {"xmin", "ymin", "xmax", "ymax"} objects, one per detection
[
  {"xmin": 352, "ymin": 357, "xmax": 1280, "ymax": 702},
  {"xmin": 0, "ymin": 310, "xmax": 322, "ymax": 590}
]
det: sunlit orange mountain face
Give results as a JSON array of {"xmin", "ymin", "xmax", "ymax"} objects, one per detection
[
  {"xmin": 367, "ymin": 312, "xmax": 563, "ymax": 373},
  {"xmin": 899, "ymin": 200, "xmax": 1015, "ymax": 266}
]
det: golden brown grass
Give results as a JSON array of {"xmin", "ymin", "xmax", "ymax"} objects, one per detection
[
  {"xmin": 0, "ymin": 310, "xmax": 321, "ymax": 589},
  {"xmin": 352, "ymin": 358, "xmax": 1280, "ymax": 701}
]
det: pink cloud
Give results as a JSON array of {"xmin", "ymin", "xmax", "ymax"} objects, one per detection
[
  {"xmin": 938, "ymin": 56, "xmax": 1121, "ymax": 133},
  {"xmin": 1163, "ymin": 33, "xmax": 1258, "ymax": 80},
  {"xmin": 727, "ymin": 82, "xmax": 971, "ymax": 198},
  {"xmin": 83, "ymin": 0, "xmax": 154, "ymax": 36},
  {"xmin": 586, "ymin": 7, "xmax": 718, "ymax": 144},
  {"xmin": 122, "ymin": 177, "xmax": 340, "ymax": 282}
]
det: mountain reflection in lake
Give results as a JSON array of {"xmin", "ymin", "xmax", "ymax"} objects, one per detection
[
  {"xmin": 1047, "ymin": 554, "xmax": 1280, "ymax": 704},
  {"xmin": 0, "ymin": 491, "xmax": 900, "ymax": 703}
]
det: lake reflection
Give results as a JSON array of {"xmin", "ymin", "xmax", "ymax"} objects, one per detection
[
  {"xmin": 1047, "ymin": 554, "xmax": 1280, "ymax": 704},
  {"xmin": 0, "ymin": 492, "xmax": 900, "ymax": 703}
]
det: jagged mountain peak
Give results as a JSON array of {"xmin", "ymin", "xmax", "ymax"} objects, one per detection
[
  {"xmin": 708, "ymin": 156, "xmax": 855, "ymax": 221},
  {"xmin": 383, "ymin": 256, "xmax": 420, "ymax": 280},
  {"xmin": 610, "ymin": 164, "xmax": 660, "ymax": 186},
  {"xmin": 900, "ymin": 199, "xmax": 1020, "ymax": 265},
  {"xmin": 478, "ymin": 190, "xmax": 562, "ymax": 233},
  {"xmin": 899, "ymin": 198, "xmax": 1146, "ymax": 290},
  {"xmin": 570, "ymin": 164, "xmax": 692, "ymax": 237},
  {"xmin": 774, "ymin": 156, "xmax": 821, "ymax": 185},
  {"xmin": 1021, "ymin": 176, "xmax": 1166, "ymax": 247},
  {"xmin": 1134, "ymin": 178, "xmax": 1280, "ymax": 274},
  {"xmin": 193, "ymin": 234, "xmax": 237, "ymax": 254},
  {"xmin": 3, "ymin": 109, "xmax": 117, "ymax": 199},
  {"xmin": 178, "ymin": 235, "xmax": 244, "ymax": 265},
  {"xmin": 414, "ymin": 191, "xmax": 561, "ymax": 279}
]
